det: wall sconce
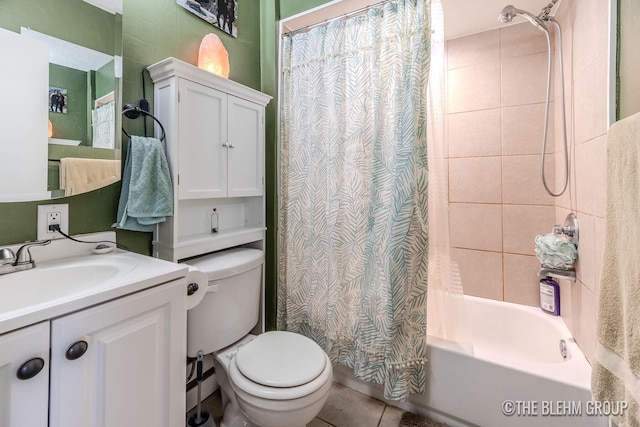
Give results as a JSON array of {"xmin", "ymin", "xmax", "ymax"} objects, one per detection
[
  {"xmin": 48, "ymin": 119, "xmax": 53, "ymax": 138},
  {"xmin": 197, "ymin": 33, "xmax": 230, "ymax": 78}
]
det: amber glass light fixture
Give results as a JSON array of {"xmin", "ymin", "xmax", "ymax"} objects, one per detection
[
  {"xmin": 48, "ymin": 119, "xmax": 53, "ymax": 138},
  {"xmin": 197, "ymin": 33, "xmax": 230, "ymax": 78}
]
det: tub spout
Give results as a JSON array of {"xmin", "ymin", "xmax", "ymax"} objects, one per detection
[{"xmin": 559, "ymin": 339, "xmax": 568, "ymax": 359}]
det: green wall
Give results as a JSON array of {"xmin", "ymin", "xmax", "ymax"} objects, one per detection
[
  {"xmin": 49, "ymin": 64, "xmax": 89, "ymax": 144},
  {"xmin": 0, "ymin": 0, "xmax": 330, "ymax": 330},
  {"xmin": 0, "ymin": 0, "xmax": 116, "ymax": 55}
]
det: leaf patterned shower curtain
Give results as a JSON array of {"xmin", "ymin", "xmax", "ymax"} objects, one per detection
[{"xmin": 278, "ymin": 0, "xmax": 432, "ymax": 401}]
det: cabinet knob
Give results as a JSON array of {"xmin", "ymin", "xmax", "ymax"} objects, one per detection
[
  {"xmin": 65, "ymin": 340, "xmax": 89, "ymax": 360},
  {"xmin": 16, "ymin": 357, "xmax": 45, "ymax": 380},
  {"xmin": 187, "ymin": 282, "xmax": 199, "ymax": 296}
]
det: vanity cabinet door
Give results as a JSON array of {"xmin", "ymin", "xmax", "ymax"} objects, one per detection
[
  {"xmin": 0, "ymin": 322, "xmax": 49, "ymax": 427},
  {"xmin": 178, "ymin": 78, "xmax": 228, "ymax": 200},
  {"xmin": 49, "ymin": 280, "xmax": 186, "ymax": 427}
]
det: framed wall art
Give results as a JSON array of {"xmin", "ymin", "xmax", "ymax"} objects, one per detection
[{"xmin": 177, "ymin": 0, "xmax": 237, "ymax": 37}]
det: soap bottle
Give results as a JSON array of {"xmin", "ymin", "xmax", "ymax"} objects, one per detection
[
  {"xmin": 540, "ymin": 277, "xmax": 560, "ymax": 316},
  {"xmin": 210, "ymin": 208, "xmax": 218, "ymax": 233}
]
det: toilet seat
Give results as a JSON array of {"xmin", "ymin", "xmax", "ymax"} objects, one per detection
[
  {"xmin": 235, "ymin": 331, "xmax": 327, "ymax": 388},
  {"xmin": 228, "ymin": 332, "xmax": 332, "ymax": 401}
]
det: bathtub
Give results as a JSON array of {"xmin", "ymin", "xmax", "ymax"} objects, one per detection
[{"xmin": 333, "ymin": 295, "xmax": 608, "ymax": 427}]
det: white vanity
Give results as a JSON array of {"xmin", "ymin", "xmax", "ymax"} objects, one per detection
[{"xmin": 0, "ymin": 232, "xmax": 188, "ymax": 427}]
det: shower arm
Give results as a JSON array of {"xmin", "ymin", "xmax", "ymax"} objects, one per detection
[
  {"xmin": 540, "ymin": 18, "xmax": 569, "ymax": 197},
  {"xmin": 538, "ymin": 0, "xmax": 560, "ymax": 21}
]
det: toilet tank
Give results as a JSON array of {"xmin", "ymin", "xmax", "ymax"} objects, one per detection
[{"xmin": 184, "ymin": 248, "xmax": 263, "ymax": 357}]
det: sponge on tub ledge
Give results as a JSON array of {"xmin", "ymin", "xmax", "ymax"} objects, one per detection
[
  {"xmin": 114, "ymin": 136, "xmax": 173, "ymax": 232},
  {"xmin": 591, "ymin": 111, "xmax": 640, "ymax": 427}
]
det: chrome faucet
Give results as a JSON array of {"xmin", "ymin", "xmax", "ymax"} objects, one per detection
[{"xmin": 0, "ymin": 240, "xmax": 51, "ymax": 275}]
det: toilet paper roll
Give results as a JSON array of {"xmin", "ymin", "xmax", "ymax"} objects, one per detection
[{"xmin": 185, "ymin": 266, "xmax": 208, "ymax": 310}]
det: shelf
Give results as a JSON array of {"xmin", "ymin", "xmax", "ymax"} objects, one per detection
[{"xmin": 153, "ymin": 226, "xmax": 265, "ymax": 262}]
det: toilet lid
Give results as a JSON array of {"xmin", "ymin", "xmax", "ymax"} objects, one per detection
[{"xmin": 235, "ymin": 331, "xmax": 327, "ymax": 388}]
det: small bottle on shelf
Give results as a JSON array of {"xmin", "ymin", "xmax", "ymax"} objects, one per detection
[{"xmin": 210, "ymin": 208, "xmax": 219, "ymax": 233}]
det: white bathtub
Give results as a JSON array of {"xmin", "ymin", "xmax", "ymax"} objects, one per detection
[{"xmin": 333, "ymin": 295, "xmax": 608, "ymax": 427}]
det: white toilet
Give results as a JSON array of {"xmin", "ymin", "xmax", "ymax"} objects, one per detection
[{"xmin": 186, "ymin": 248, "xmax": 332, "ymax": 427}]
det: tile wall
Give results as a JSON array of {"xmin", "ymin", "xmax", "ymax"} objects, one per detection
[
  {"xmin": 446, "ymin": 22, "xmax": 556, "ymax": 307},
  {"xmin": 553, "ymin": 0, "xmax": 610, "ymax": 363},
  {"xmin": 446, "ymin": 0, "xmax": 610, "ymax": 363}
]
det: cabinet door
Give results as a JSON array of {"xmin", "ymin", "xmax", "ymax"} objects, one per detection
[
  {"xmin": 227, "ymin": 96, "xmax": 264, "ymax": 197},
  {"xmin": 178, "ymin": 79, "xmax": 228, "ymax": 199},
  {"xmin": 49, "ymin": 281, "xmax": 186, "ymax": 427},
  {"xmin": 0, "ymin": 322, "xmax": 49, "ymax": 427}
]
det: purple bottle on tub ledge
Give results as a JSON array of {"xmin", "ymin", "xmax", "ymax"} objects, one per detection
[{"xmin": 540, "ymin": 277, "xmax": 560, "ymax": 316}]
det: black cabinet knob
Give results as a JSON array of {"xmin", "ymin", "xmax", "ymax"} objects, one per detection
[
  {"xmin": 16, "ymin": 357, "xmax": 45, "ymax": 380},
  {"xmin": 65, "ymin": 340, "xmax": 88, "ymax": 360},
  {"xmin": 187, "ymin": 282, "xmax": 199, "ymax": 296}
]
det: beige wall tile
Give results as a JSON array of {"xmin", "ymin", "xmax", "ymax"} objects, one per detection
[
  {"xmin": 448, "ymin": 109, "xmax": 502, "ymax": 158},
  {"xmin": 451, "ymin": 248, "xmax": 503, "ymax": 300},
  {"xmin": 501, "ymin": 22, "xmax": 548, "ymax": 59},
  {"xmin": 571, "ymin": 0, "xmax": 598, "ymax": 78},
  {"xmin": 450, "ymin": 157, "xmax": 502, "ymax": 203},
  {"xmin": 503, "ymin": 204, "xmax": 555, "ymax": 255},
  {"xmin": 447, "ymin": 29, "xmax": 500, "ymax": 70},
  {"xmin": 504, "ymin": 253, "xmax": 541, "ymax": 307},
  {"xmin": 449, "ymin": 203, "xmax": 502, "ymax": 252},
  {"xmin": 559, "ymin": 278, "xmax": 574, "ymax": 330},
  {"xmin": 575, "ymin": 214, "xmax": 596, "ymax": 293},
  {"xmin": 554, "ymin": 146, "xmax": 574, "ymax": 210},
  {"xmin": 502, "ymin": 155, "xmax": 556, "ymax": 205},
  {"xmin": 574, "ymin": 139, "xmax": 607, "ymax": 217},
  {"xmin": 574, "ymin": 58, "xmax": 609, "ymax": 145},
  {"xmin": 501, "ymin": 52, "xmax": 549, "ymax": 107},
  {"xmin": 502, "ymin": 103, "xmax": 555, "ymax": 156},
  {"xmin": 593, "ymin": 51, "xmax": 610, "ymax": 138},
  {"xmin": 570, "ymin": 282, "xmax": 597, "ymax": 363},
  {"xmin": 447, "ymin": 61, "xmax": 501, "ymax": 113}
]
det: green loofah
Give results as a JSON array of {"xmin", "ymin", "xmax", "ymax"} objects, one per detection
[{"xmin": 535, "ymin": 233, "xmax": 578, "ymax": 269}]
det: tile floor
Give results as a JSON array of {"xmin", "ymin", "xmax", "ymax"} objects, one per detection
[{"xmin": 188, "ymin": 381, "xmax": 413, "ymax": 427}]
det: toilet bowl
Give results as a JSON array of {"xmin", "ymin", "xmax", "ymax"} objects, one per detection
[{"xmin": 185, "ymin": 248, "xmax": 332, "ymax": 427}]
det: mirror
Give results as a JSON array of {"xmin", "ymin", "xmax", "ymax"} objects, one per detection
[{"xmin": 0, "ymin": 0, "xmax": 123, "ymax": 202}]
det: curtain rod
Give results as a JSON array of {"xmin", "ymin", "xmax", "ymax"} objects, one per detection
[{"xmin": 282, "ymin": 0, "xmax": 392, "ymax": 37}]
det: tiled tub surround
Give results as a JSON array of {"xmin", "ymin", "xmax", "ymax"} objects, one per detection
[{"xmin": 446, "ymin": 0, "xmax": 610, "ymax": 364}]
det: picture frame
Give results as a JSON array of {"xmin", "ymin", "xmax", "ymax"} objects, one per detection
[
  {"xmin": 177, "ymin": 0, "xmax": 237, "ymax": 38},
  {"xmin": 49, "ymin": 86, "xmax": 68, "ymax": 114}
]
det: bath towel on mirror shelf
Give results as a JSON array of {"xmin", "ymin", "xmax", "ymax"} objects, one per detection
[
  {"xmin": 114, "ymin": 136, "xmax": 173, "ymax": 232},
  {"xmin": 591, "ymin": 111, "xmax": 640, "ymax": 426}
]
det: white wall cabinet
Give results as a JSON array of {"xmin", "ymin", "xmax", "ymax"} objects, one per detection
[
  {"xmin": 0, "ymin": 322, "xmax": 49, "ymax": 427},
  {"xmin": 0, "ymin": 280, "xmax": 185, "ymax": 427},
  {"xmin": 148, "ymin": 58, "xmax": 271, "ymax": 262},
  {"xmin": 176, "ymin": 80, "xmax": 265, "ymax": 200}
]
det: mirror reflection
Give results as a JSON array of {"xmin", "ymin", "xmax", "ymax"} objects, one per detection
[{"xmin": 0, "ymin": 0, "xmax": 123, "ymax": 202}]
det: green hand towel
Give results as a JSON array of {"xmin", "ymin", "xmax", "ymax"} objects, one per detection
[{"xmin": 115, "ymin": 136, "xmax": 173, "ymax": 232}]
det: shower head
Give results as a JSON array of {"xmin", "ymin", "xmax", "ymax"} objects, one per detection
[{"xmin": 498, "ymin": 4, "xmax": 548, "ymax": 32}]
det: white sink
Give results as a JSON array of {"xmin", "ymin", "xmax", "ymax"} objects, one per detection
[
  {"xmin": 0, "ymin": 236, "xmax": 188, "ymax": 335},
  {"xmin": 0, "ymin": 254, "xmax": 137, "ymax": 313}
]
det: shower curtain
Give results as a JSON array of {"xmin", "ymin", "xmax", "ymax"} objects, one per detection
[
  {"xmin": 278, "ymin": 0, "xmax": 437, "ymax": 401},
  {"xmin": 92, "ymin": 100, "xmax": 115, "ymax": 149}
]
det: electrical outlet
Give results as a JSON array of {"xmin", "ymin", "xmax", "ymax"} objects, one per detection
[{"xmin": 37, "ymin": 204, "xmax": 69, "ymax": 240}]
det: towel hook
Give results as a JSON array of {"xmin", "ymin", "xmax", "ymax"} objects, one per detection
[{"xmin": 121, "ymin": 104, "xmax": 166, "ymax": 142}]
